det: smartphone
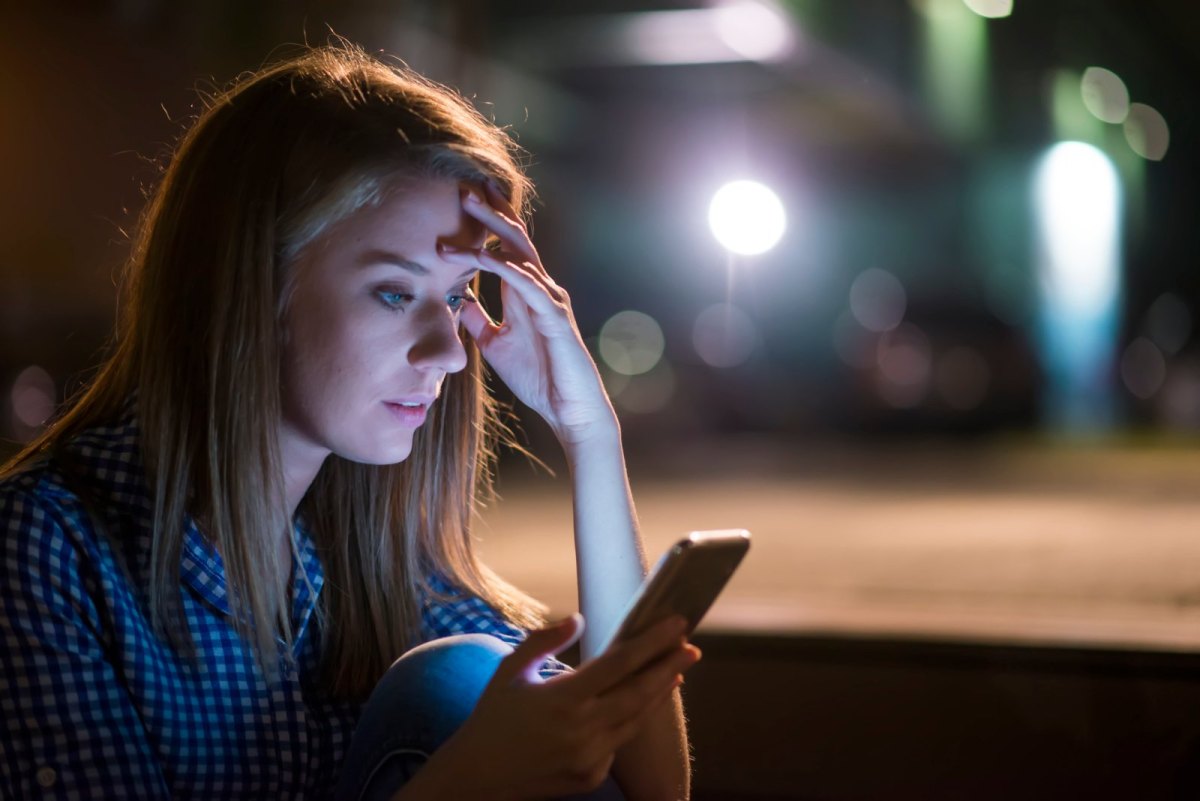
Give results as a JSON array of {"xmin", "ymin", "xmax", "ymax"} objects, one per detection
[{"xmin": 597, "ymin": 529, "xmax": 750, "ymax": 653}]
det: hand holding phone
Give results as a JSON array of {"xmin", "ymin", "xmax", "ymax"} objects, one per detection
[{"xmin": 596, "ymin": 529, "xmax": 750, "ymax": 654}]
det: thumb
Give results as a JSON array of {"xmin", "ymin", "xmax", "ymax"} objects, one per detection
[{"xmin": 493, "ymin": 613, "xmax": 584, "ymax": 685}]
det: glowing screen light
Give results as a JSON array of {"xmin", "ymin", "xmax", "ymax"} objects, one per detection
[
  {"xmin": 1033, "ymin": 141, "xmax": 1123, "ymax": 430},
  {"xmin": 708, "ymin": 180, "xmax": 786, "ymax": 256}
]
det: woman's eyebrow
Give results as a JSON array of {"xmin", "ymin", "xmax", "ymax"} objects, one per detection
[
  {"xmin": 356, "ymin": 249, "xmax": 429, "ymax": 275},
  {"xmin": 356, "ymin": 249, "xmax": 476, "ymax": 281}
]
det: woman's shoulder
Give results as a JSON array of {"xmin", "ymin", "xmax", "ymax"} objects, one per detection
[
  {"xmin": 0, "ymin": 462, "xmax": 104, "ymax": 607},
  {"xmin": 0, "ymin": 456, "xmax": 87, "ymax": 528},
  {"xmin": 0, "ymin": 412, "xmax": 149, "ymax": 673},
  {"xmin": 0, "ymin": 410, "xmax": 146, "ymax": 549}
]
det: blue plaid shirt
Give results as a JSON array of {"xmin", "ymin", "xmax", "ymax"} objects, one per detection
[{"xmin": 0, "ymin": 409, "xmax": 564, "ymax": 799}]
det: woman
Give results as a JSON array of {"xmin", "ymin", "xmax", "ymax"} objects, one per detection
[{"xmin": 0, "ymin": 43, "xmax": 699, "ymax": 800}]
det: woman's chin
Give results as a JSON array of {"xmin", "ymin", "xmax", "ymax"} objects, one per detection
[{"xmin": 337, "ymin": 436, "xmax": 415, "ymax": 467}]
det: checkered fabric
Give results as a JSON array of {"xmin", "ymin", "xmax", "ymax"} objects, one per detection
[{"xmin": 0, "ymin": 407, "xmax": 566, "ymax": 799}]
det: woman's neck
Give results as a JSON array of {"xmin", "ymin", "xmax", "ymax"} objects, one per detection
[{"xmin": 278, "ymin": 428, "xmax": 330, "ymax": 521}]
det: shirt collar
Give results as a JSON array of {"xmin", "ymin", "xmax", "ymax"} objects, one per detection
[
  {"xmin": 180, "ymin": 519, "xmax": 232, "ymax": 617},
  {"xmin": 64, "ymin": 397, "xmax": 326, "ymax": 645},
  {"xmin": 179, "ymin": 516, "xmax": 326, "ymax": 647},
  {"xmin": 290, "ymin": 517, "xmax": 325, "ymax": 643}
]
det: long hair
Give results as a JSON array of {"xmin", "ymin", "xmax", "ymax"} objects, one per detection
[{"xmin": 1, "ymin": 42, "xmax": 545, "ymax": 699}]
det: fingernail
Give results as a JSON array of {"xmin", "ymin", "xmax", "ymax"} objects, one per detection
[
  {"xmin": 465, "ymin": 191, "xmax": 483, "ymax": 204},
  {"xmin": 437, "ymin": 242, "xmax": 462, "ymax": 254}
]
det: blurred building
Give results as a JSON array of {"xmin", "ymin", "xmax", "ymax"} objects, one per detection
[{"xmin": 1, "ymin": 0, "xmax": 1198, "ymax": 452}]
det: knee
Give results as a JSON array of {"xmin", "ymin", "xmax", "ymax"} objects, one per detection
[
  {"xmin": 384, "ymin": 632, "xmax": 513, "ymax": 688},
  {"xmin": 367, "ymin": 634, "xmax": 513, "ymax": 733},
  {"xmin": 341, "ymin": 636, "xmax": 515, "ymax": 801}
]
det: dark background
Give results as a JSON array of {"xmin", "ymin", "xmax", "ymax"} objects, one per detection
[
  {"xmin": 4, "ymin": 3, "xmax": 1200, "ymax": 798},
  {"xmin": 2, "ymin": 0, "xmax": 1197, "ymax": 451}
]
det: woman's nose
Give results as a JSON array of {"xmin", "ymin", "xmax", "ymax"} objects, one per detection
[{"xmin": 407, "ymin": 303, "xmax": 468, "ymax": 374}]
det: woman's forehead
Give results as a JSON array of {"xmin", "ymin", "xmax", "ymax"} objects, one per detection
[{"xmin": 346, "ymin": 178, "xmax": 486, "ymax": 248}]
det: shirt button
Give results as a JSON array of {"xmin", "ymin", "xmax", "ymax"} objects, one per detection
[{"xmin": 36, "ymin": 766, "xmax": 57, "ymax": 787}]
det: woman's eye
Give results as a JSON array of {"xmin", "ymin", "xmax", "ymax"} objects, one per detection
[
  {"xmin": 376, "ymin": 289, "xmax": 413, "ymax": 310},
  {"xmin": 447, "ymin": 287, "xmax": 475, "ymax": 313}
]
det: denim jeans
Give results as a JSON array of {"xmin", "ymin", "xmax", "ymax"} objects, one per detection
[{"xmin": 334, "ymin": 633, "xmax": 627, "ymax": 801}]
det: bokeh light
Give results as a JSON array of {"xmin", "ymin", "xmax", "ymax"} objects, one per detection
[
  {"xmin": 1120, "ymin": 337, "xmax": 1166, "ymax": 400},
  {"xmin": 1160, "ymin": 359, "xmax": 1200, "ymax": 430},
  {"xmin": 1034, "ymin": 141, "xmax": 1122, "ymax": 429},
  {"xmin": 598, "ymin": 366, "xmax": 631, "ymax": 398},
  {"xmin": 11, "ymin": 365, "xmax": 57, "ymax": 433},
  {"xmin": 619, "ymin": 4, "xmax": 793, "ymax": 66},
  {"xmin": 692, "ymin": 302, "xmax": 759, "ymax": 368},
  {"xmin": 589, "ymin": 337, "xmax": 633, "ymax": 398},
  {"xmin": 849, "ymin": 268, "xmax": 907, "ymax": 333},
  {"xmin": 708, "ymin": 180, "xmax": 786, "ymax": 256},
  {"xmin": 1034, "ymin": 142, "xmax": 1121, "ymax": 317},
  {"xmin": 917, "ymin": 0, "xmax": 987, "ymax": 141},
  {"xmin": 713, "ymin": 1, "xmax": 794, "ymax": 62},
  {"xmin": 612, "ymin": 360, "xmax": 677, "ymax": 414},
  {"xmin": 598, "ymin": 310, "xmax": 666, "ymax": 376},
  {"xmin": 1080, "ymin": 67, "xmax": 1129, "ymax": 124},
  {"xmin": 875, "ymin": 323, "xmax": 933, "ymax": 408},
  {"xmin": 1144, "ymin": 293, "xmax": 1192, "ymax": 355},
  {"xmin": 961, "ymin": 0, "xmax": 1012, "ymax": 19},
  {"xmin": 1123, "ymin": 103, "xmax": 1170, "ymax": 161}
]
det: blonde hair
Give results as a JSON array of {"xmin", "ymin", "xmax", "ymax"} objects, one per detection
[{"xmin": 1, "ymin": 42, "xmax": 545, "ymax": 699}]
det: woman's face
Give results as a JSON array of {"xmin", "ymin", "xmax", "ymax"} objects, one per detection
[{"xmin": 279, "ymin": 177, "xmax": 484, "ymax": 470}]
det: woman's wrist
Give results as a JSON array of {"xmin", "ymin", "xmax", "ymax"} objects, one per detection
[{"xmin": 557, "ymin": 409, "xmax": 622, "ymax": 464}]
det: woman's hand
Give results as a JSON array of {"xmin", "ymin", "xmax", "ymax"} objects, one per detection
[
  {"xmin": 438, "ymin": 182, "xmax": 616, "ymax": 447},
  {"xmin": 420, "ymin": 614, "xmax": 700, "ymax": 800}
]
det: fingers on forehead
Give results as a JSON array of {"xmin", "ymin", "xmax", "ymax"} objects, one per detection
[
  {"xmin": 483, "ymin": 177, "xmax": 520, "ymax": 214},
  {"xmin": 464, "ymin": 191, "xmax": 527, "ymax": 236}
]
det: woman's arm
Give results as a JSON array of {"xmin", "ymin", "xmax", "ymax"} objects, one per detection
[
  {"xmin": 0, "ymin": 486, "xmax": 172, "ymax": 798},
  {"xmin": 442, "ymin": 180, "xmax": 696, "ymax": 799},
  {"xmin": 565, "ymin": 422, "xmax": 693, "ymax": 801}
]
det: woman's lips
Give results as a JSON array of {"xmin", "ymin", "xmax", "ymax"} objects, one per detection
[{"xmin": 383, "ymin": 400, "xmax": 428, "ymax": 427}]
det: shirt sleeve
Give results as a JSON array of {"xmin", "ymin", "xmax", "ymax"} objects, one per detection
[
  {"xmin": 420, "ymin": 573, "xmax": 571, "ymax": 681},
  {"xmin": 0, "ymin": 484, "xmax": 171, "ymax": 799}
]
